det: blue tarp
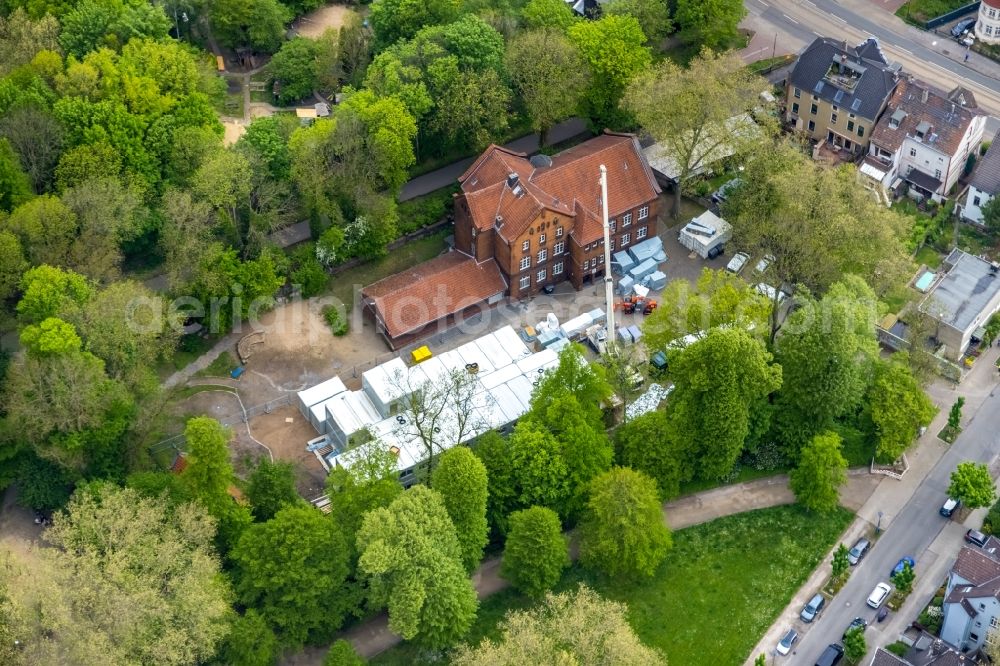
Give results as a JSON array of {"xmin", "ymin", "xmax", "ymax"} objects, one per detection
[
  {"xmin": 612, "ymin": 250, "xmax": 636, "ymax": 275},
  {"xmin": 628, "ymin": 258, "xmax": 658, "ymax": 281},
  {"xmin": 628, "ymin": 237, "xmax": 664, "ymax": 264}
]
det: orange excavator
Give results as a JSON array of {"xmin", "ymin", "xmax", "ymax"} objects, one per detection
[{"xmin": 616, "ymin": 294, "xmax": 658, "ymax": 315}]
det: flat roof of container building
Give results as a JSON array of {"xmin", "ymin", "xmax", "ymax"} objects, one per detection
[
  {"xmin": 492, "ymin": 325, "xmax": 532, "ymax": 360},
  {"xmin": 326, "ymin": 390, "xmax": 382, "ymax": 439},
  {"xmin": 297, "ymin": 376, "xmax": 347, "ymax": 411},
  {"xmin": 506, "ymin": 374, "xmax": 536, "ymax": 411},
  {"xmin": 408, "ymin": 355, "xmax": 450, "ymax": 387},
  {"xmin": 516, "ymin": 347, "xmax": 559, "ymax": 375},
  {"xmin": 361, "ymin": 357, "xmax": 408, "ymax": 407},
  {"xmin": 473, "ymin": 332, "xmax": 514, "ymax": 370},
  {"xmin": 490, "ymin": 383, "xmax": 528, "ymax": 423},
  {"xmin": 310, "ymin": 394, "xmax": 344, "ymax": 428},
  {"xmin": 454, "ymin": 340, "xmax": 497, "ymax": 375},
  {"xmin": 478, "ymin": 362, "xmax": 523, "ymax": 390}
]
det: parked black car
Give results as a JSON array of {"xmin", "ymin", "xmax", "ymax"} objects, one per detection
[
  {"xmin": 843, "ymin": 617, "xmax": 867, "ymax": 639},
  {"xmin": 951, "ymin": 17, "xmax": 976, "ymax": 38},
  {"xmin": 814, "ymin": 643, "xmax": 844, "ymax": 666}
]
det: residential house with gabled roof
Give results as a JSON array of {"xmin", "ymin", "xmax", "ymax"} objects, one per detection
[
  {"xmin": 962, "ymin": 130, "xmax": 1000, "ymax": 225},
  {"xmin": 785, "ymin": 36, "xmax": 899, "ymax": 156},
  {"xmin": 940, "ymin": 536, "xmax": 1000, "ymax": 653},
  {"xmin": 860, "ymin": 78, "xmax": 984, "ymax": 204},
  {"xmin": 362, "ymin": 131, "xmax": 662, "ymax": 349}
]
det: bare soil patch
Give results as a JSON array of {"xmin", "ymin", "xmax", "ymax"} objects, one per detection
[
  {"xmin": 293, "ymin": 4, "xmax": 356, "ymax": 39},
  {"xmin": 249, "ymin": 405, "xmax": 328, "ymax": 497},
  {"xmin": 222, "ymin": 119, "xmax": 246, "ymax": 146}
]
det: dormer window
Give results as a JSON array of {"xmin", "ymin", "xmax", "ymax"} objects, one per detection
[
  {"xmin": 915, "ymin": 121, "xmax": 931, "ymax": 139},
  {"xmin": 888, "ymin": 109, "xmax": 906, "ymax": 129}
]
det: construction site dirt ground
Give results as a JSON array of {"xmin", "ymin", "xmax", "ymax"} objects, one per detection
[
  {"xmin": 292, "ymin": 3, "xmax": 358, "ymax": 39},
  {"xmin": 248, "ymin": 405, "xmax": 328, "ymax": 497}
]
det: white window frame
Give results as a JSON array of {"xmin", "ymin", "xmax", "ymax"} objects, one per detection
[
  {"xmin": 522, "ymin": 239, "xmax": 529, "ymax": 252},
  {"xmin": 519, "ymin": 256, "xmax": 530, "ymax": 271},
  {"xmin": 621, "ymin": 233, "xmax": 631, "ymax": 246},
  {"xmin": 539, "ymin": 233, "xmax": 546, "ymax": 244},
  {"xmin": 622, "ymin": 213, "xmax": 632, "ymax": 227},
  {"xmin": 610, "ymin": 219, "xmax": 616, "ymax": 232},
  {"xmin": 553, "ymin": 261, "xmax": 563, "ymax": 276},
  {"xmin": 519, "ymin": 275, "xmax": 530, "ymax": 290},
  {"xmin": 536, "ymin": 269, "xmax": 546, "ymax": 282},
  {"xmin": 638, "ymin": 206, "xmax": 649, "ymax": 220},
  {"xmin": 554, "ymin": 241, "xmax": 565, "ymax": 255},
  {"xmin": 637, "ymin": 226, "xmax": 648, "ymax": 240},
  {"xmin": 609, "ymin": 238, "xmax": 615, "ymax": 250},
  {"xmin": 537, "ymin": 249, "xmax": 547, "ymax": 263},
  {"xmin": 556, "ymin": 226, "xmax": 563, "ymax": 237}
]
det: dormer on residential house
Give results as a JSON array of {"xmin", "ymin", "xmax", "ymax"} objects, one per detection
[
  {"xmin": 940, "ymin": 536, "xmax": 1000, "ymax": 653},
  {"xmin": 859, "ymin": 78, "xmax": 985, "ymax": 206},
  {"xmin": 785, "ymin": 36, "xmax": 899, "ymax": 156}
]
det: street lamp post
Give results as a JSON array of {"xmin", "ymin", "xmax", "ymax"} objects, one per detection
[{"xmin": 877, "ymin": 511, "xmax": 884, "ymax": 534}]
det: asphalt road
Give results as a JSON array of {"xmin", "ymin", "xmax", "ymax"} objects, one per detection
[
  {"xmin": 790, "ymin": 390, "xmax": 1000, "ymax": 665},
  {"xmin": 746, "ymin": 0, "xmax": 1000, "ymax": 115}
]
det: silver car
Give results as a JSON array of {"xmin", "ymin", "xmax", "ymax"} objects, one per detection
[
  {"xmin": 726, "ymin": 251, "xmax": 749, "ymax": 274},
  {"xmin": 776, "ymin": 628, "xmax": 798, "ymax": 656},
  {"xmin": 848, "ymin": 538, "xmax": 870, "ymax": 565}
]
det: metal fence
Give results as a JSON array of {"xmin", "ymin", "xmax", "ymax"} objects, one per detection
[
  {"xmin": 242, "ymin": 394, "xmax": 292, "ymax": 420},
  {"xmin": 923, "ymin": 1, "xmax": 979, "ymax": 29}
]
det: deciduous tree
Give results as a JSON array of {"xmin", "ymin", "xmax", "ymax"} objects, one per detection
[
  {"xmin": 627, "ymin": 49, "xmax": 765, "ymax": 218},
  {"xmin": 775, "ymin": 277, "xmax": 879, "ymax": 452},
  {"xmin": 369, "ymin": 0, "xmax": 458, "ymax": 48},
  {"xmin": 247, "ymin": 458, "xmax": 301, "ymax": 521},
  {"xmin": 0, "ymin": 104, "xmax": 63, "ymax": 191},
  {"xmin": 665, "ymin": 328, "xmax": 782, "ymax": 480},
  {"xmin": 16, "ymin": 264, "xmax": 92, "ymax": 324},
  {"xmin": 452, "ymin": 585, "xmax": 666, "ymax": 665},
  {"xmin": 790, "ymin": 431, "xmax": 847, "ymax": 513},
  {"xmin": 0, "ymin": 137, "xmax": 31, "ymax": 211},
  {"xmin": 500, "ymin": 506, "xmax": 568, "ymax": 598},
  {"xmin": 217, "ymin": 609, "xmax": 280, "ymax": 666},
  {"xmin": 948, "ymin": 461, "xmax": 997, "ymax": 510},
  {"xmin": 209, "ymin": 0, "xmax": 290, "ymax": 53},
  {"xmin": 268, "ymin": 36, "xmax": 319, "ymax": 105},
  {"xmin": 506, "ymin": 29, "xmax": 588, "ymax": 147},
  {"xmin": 868, "ymin": 354, "xmax": 934, "ymax": 463},
  {"xmin": 529, "ymin": 343, "xmax": 611, "ymax": 426},
  {"xmin": 5, "ymin": 195, "xmax": 76, "ymax": 267},
  {"xmin": 675, "ymin": 0, "xmax": 746, "ymax": 50},
  {"xmin": 4, "ymin": 484, "xmax": 232, "ymax": 665},
  {"xmin": 521, "ymin": 0, "xmax": 577, "ymax": 31},
  {"xmin": 832, "ymin": 543, "xmax": 850, "ymax": 579},
  {"xmin": 356, "ymin": 485, "xmax": 478, "ymax": 648},
  {"xmin": 431, "ymin": 446, "xmax": 489, "ymax": 572},
  {"xmin": 605, "ymin": 0, "xmax": 672, "ymax": 43},
  {"xmin": 615, "ymin": 410, "xmax": 684, "ymax": 499},
  {"xmin": 0, "ymin": 8, "xmax": 60, "ymax": 77},
  {"xmin": 891, "ymin": 561, "xmax": 915, "ymax": 595},
  {"xmin": 323, "ymin": 639, "xmax": 365, "ymax": 666},
  {"xmin": 579, "ymin": 467, "xmax": 672, "ymax": 579},
  {"xmin": 232, "ymin": 504, "xmax": 352, "ymax": 646},
  {"xmin": 641, "ymin": 267, "xmax": 771, "ymax": 353},
  {"xmin": 843, "ymin": 625, "xmax": 867, "ymax": 665},
  {"xmin": 568, "ymin": 14, "xmax": 650, "ymax": 128}
]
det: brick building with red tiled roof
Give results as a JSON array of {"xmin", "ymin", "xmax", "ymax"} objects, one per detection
[{"xmin": 362, "ymin": 131, "xmax": 662, "ymax": 349}]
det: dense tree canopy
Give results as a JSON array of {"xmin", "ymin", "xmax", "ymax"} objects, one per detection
[
  {"xmin": 356, "ymin": 485, "xmax": 479, "ymax": 647},
  {"xmin": 868, "ymin": 354, "xmax": 934, "ymax": 463},
  {"xmin": 4, "ymin": 484, "xmax": 232, "ymax": 665},
  {"xmin": 790, "ymin": 431, "xmax": 848, "ymax": 513},
  {"xmin": 431, "ymin": 446, "xmax": 489, "ymax": 572},
  {"xmin": 948, "ymin": 461, "xmax": 997, "ymax": 510},
  {"xmin": 453, "ymin": 585, "xmax": 666, "ymax": 665},
  {"xmin": 500, "ymin": 506, "xmax": 569, "ymax": 598}
]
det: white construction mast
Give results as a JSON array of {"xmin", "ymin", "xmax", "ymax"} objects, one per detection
[{"xmin": 599, "ymin": 164, "xmax": 615, "ymax": 340}]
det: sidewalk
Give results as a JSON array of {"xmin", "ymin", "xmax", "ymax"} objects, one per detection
[
  {"xmin": 743, "ymin": 348, "xmax": 1000, "ymax": 665},
  {"xmin": 398, "ymin": 117, "xmax": 591, "ymax": 201}
]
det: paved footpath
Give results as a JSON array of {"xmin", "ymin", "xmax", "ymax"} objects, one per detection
[{"xmin": 281, "ymin": 472, "xmax": 877, "ymax": 665}]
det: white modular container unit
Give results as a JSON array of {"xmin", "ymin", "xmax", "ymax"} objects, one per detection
[
  {"xmin": 492, "ymin": 325, "xmax": 532, "ymax": 360},
  {"xmin": 296, "ymin": 376, "xmax": 347, "ymax": 419},
  {"xmin": 454, "ymin": 340, "xmax": 497, "ymax": 376},
  {"xmin": 325, "ymin": 390, "xmax": 382, "ymax": 447},
  {"xmin": 473, "ymin": 332, "xmax": 514, "ymax": 370},
  {"xmin": 361, "ymin": 356, "xmax": 408, "ymax": 417},
  {"xmin": 478, "ymin": 363, "xmax": 523, "ymax": 390}
]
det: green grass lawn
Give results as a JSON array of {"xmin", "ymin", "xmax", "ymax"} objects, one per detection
[
  {"xmin": 896, "ymin": 0, "xmax": 969, "ymax": 23},
  {"xmin": 327, "ymin": 230, "xmax": 450, "ymax": 311},
  {"xmin": 194, "ymin": 350, "xmax": 238, "ymax": 378},
  {"xmin": 914, "ymin": 245, "xmax": 942, "ymax": 270},
  {"xmin": 371, "ymin": 505, "xmax": 854, "ymax": 666}
]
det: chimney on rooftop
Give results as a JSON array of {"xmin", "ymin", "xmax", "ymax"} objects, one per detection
[{"xmin": 921, "ymin": 87, "xmax": 929, "ymax": 103}]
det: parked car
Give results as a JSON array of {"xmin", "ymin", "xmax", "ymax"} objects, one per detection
[
  {"xmin": 892, "ymin": 556, "xmax": 916, "ymax": 576},
  {"xmin": 847, "ymin": 538, "xmax": 870, "ymax": 565},
  {"xmin": 952, "ymin": 17, "xmax": 976, "ymax": 38},
  {"xmin": 814, "ymin": 643, "xmax": 844, "ymax": 666},
  {"xmin": 867, "ymin": 582, "xmax": 891, "ymax": 609},
  {"xmin": 755, "ymin": 254, "xmax": 775, "ymax": 274},
  {"xmin": 711, "ymin": 178, "xmax": 742, "ymax": 204},
  {"xmin": 940, "ymin": 497, "xmax": 961, "ymax": 517},
  {"xmin": 801, "ymin": 592, "xmax": 826, "ymax": 623},
  {"xmin": 726, "ymin": 251, "xmax": 749, "ymax": 273},
  {"xmin": 966, "ymin": 529, "xmax": 989, "ymax": 547},
  {"xmin": 843, "ymin": 617, "xmax": 868, "ymax": 639},
  {"xmin": 776, "ymin": 628, "xmax": 798, "ymax": 656}
]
